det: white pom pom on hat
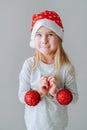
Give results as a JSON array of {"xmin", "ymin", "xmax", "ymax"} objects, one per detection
[{"xmin": 30, "ymin": 10, "xmax": 64, "ymax": 48}]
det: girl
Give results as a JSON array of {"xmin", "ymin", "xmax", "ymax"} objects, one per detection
[{"xmin": 18, "ymin": 10, "xmax": 78, "ymax": 130}]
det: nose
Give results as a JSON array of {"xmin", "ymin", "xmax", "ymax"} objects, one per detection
[{"xmin": 41, "ymin": 35, "xmax": 48, "ymax": 45}]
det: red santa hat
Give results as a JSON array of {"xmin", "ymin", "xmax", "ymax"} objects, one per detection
[{"xmin": 30, "ymin": 10, "xmax": 64, "ymax": 48}]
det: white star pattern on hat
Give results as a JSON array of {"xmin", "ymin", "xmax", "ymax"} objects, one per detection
[{"xmin": 30, "ymin": 10, "xmax": 64, "ymax": 48}]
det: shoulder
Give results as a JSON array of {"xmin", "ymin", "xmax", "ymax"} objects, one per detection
[
  {"xmin": 60, "ymin": 63, "xmax": 76, "ymax": 77},
  {"xmin": 21, "ymin": 56, "xmax": 35, "ymax": 71},
  {"xmin": 23, "ymin": 56, "xmax": 35, "ymax": 67}
]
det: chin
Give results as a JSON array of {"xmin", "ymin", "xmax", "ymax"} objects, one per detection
[{"xmin": 41, "ymin": 50, "xmax": 50, "ymax": 54}]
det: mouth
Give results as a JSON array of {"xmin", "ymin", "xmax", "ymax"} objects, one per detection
[{"xmin": 41, "ymin": 46, "xmax": 50, "ymax": 48}]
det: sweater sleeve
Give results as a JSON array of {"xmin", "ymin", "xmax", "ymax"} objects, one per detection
[
  {"xmin": 18, "ymin": 60, "xmax": 31, "ymax": 104},
  {"xmin": 64, "ymin": 64, "xmax": 78, "ymax": 104}
]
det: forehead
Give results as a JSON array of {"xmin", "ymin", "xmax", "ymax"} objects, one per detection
[{"xmin": 36, "ymin": 26, "xmax": 54, "ymax": 33}]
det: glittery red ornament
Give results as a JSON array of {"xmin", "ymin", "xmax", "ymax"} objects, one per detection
[
  {"xmin": 24, "ymin": 90, "xmax": 41, "ymax": 106},
  {"xmin": 56, "ymin": 89, "xmax": 73, "ymax": 105}
]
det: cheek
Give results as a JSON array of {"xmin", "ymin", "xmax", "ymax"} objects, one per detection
[
  {"xmin": 50, "ymin": 39, "xmax": 58, "ymax": 46},
  {"xmin": 34, "ymin": 38, "xmax": 38, "ymax": 44},
  {"xmin": 35, "ymin": 40, "xmax": 40, "ymax": 48}
]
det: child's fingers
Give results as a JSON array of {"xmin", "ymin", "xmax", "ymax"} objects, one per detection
[
  {"xmin": 48, "ymin": 77, "xmax": 57, "ymax": 86},
  {"xmin": 48, "ymin": 76, "xmax": 54, "ymax": 81},
  {"xmin": 39, "ymin": 81, "xmax": 48, "ymax": 89},
  {"xmin": 40, "ymin": 76, "xmax": 48, "ymax": 80},
  {"xmin": 48, "ymin": 76, "xmax": 56, "ymax": 82},
  {"xmin": 42, "ymin": 83, "xmax": 48, "ymax": 89},
  {"xmin": 40, "ymin": 77, "xmax": 48, "ymax": 88},
  {"xmin": 39, "ymin": 81, "xmax": 48, "ymax": 87}
]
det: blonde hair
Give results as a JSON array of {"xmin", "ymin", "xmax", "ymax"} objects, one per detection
[{"xmin": 29, "ymin": 38, "xmax": 73, "ymax": 73}]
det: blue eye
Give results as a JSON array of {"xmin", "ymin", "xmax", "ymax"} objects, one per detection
[
  {"xmin": 48, "ymin": 33, "xmax": 53, "ymax": 37},
  {"xmin": 36, "ymin": 33, "xmax": 42, "ymax": 37}
]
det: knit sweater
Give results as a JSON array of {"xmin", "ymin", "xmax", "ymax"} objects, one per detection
[{"xmin": 18, "ymin": 56, "xmax": 78, "ymax": 130}]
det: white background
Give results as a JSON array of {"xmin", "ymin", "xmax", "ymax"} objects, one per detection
[{"xmin": 0, "ymin": 0, "xmax": 87, "ymax": 130}]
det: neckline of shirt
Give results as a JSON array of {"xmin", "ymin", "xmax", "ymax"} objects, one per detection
[{"xmin": 39, "ymin": 60, "xmax": 54, "ymax": 67}]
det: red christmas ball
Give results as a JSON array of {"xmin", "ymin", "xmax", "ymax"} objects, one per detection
[
  {"xmin": 24, "ymin": 90, "xmax": 41, "ymax": 106},
  {"xmin": 56, "ymin": 89, "xmax": 73, "ymax": 105}
]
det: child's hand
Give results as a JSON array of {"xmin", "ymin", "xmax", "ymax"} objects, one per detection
[
  {"xmin": 48, "ymin": 76, "xmax": 57, "ymax": 97},
  {"xmin": 38, "ymin": 77, "xmax": 49, "ymax": 97}
]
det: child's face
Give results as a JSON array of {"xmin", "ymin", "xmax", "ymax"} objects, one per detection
[{"xmin": 34, "ymin": 26, "xmax": 60, "ymax": 56}]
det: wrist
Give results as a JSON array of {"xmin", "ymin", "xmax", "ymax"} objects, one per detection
[
  {"xmin": 37, "ymin": 90, "xmax": 47, "ymax": 97},
  {"xmin": 49, "ymin": 89, "xmax": 57, "ymax": 97}
]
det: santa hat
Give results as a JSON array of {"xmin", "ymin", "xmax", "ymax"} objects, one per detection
[{"xmin": 30, "ymin": 10, "xmax": 64, "ymax": 48}]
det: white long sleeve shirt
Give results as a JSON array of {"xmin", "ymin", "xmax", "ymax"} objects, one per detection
[{"xmin": 18, "ymin": 56, "xmax": 78, "ymax": 130}]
